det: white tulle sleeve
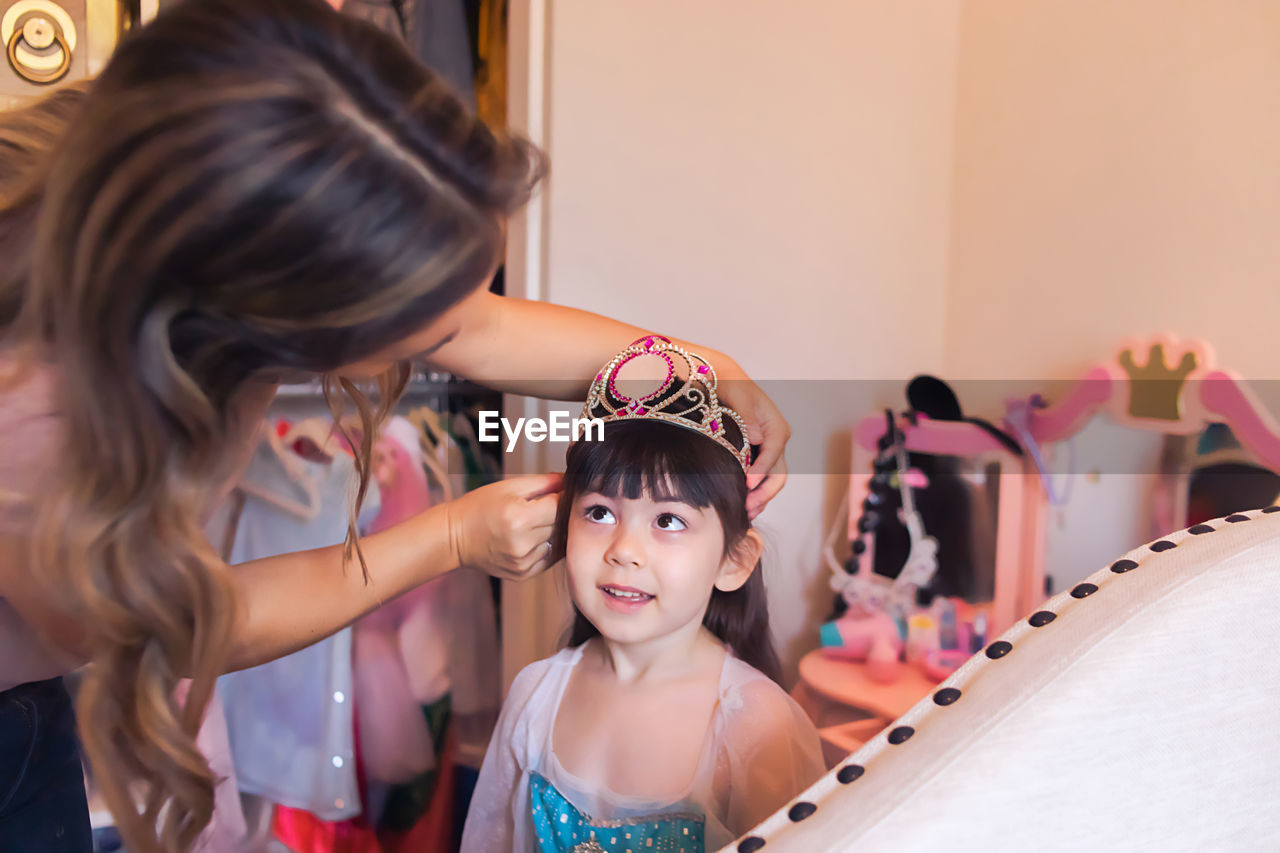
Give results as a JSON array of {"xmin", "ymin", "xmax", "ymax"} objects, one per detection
[
  {"xmin": 716, "ymin": 670, "xmax": 827, "ymax": 839},
  {"xmin": 459, "ymin": 658, "xmax": 550, "ymax": 853}
]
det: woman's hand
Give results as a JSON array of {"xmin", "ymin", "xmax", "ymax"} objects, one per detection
[
  {"xmin": 445, "ymin": 473, "xmax": 562, "ymax": 580},
  {"xmin": 714, "ymin": 359, "xmax": 790, "ymax": 519}
]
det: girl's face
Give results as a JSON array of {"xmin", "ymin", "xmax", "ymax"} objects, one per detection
[{"xmin": 565, "ymin": 488, "xmax": 751, "ymax": 646}]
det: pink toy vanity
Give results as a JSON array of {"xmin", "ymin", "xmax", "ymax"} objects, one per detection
[{"xmin": 798, "ymin": 335, "xmax": 1280, "ymax": 765}]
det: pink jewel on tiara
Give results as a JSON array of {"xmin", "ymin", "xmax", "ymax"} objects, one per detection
[
  {"xmin": 710, "ymin": 420, "xmax": 720, "ymax": 432},
  {"xmin": 697, "ymin": 365, "xmax": 709, "ymax": 374}
]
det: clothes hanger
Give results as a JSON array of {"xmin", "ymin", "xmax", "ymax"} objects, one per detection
[
  {"xmin": 451, "ymin": 408, "xmax": 501, "ymax": 478},
  {"xmin": 403, "ymin": 406, "xmax": 456, "ymax": 500},
  {"xmin": 281, "ymin": 416, "xmax": 342, "ymax": 465},
  {"xmin": 408, "ymin": 405, "xmax": 449, "ymax": 451},
  {"xmin": 417, "ymin": 432, "xmax": 455, "ymax": 503},
  {"xmin": 233, "ymin": 422, "xmax": 322, "ymax": 521}
]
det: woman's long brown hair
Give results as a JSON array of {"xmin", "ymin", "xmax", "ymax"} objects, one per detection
[{"xmin": 0, "ymin": 1, "xmax": 543, "ymax": 849}]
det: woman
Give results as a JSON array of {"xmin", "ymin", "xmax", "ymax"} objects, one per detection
[{"xmin": 0, "ymin": 1, "xmax": 789, "ymax": 851}]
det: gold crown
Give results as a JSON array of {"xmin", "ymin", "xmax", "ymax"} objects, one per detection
[
  {"xmin": 582, "ymin": 336, "xmax": 752, "ymax": 473},
  {"xmin": 1118, "ymin": 342, "xmax": 1198, "ymax": 422}
]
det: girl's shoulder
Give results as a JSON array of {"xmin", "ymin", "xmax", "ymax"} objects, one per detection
[
  {"xmin": 713, "ymin": 655, "xmax": 824, "ymax": 776},
  {"xmin": 716, "ymin": 656, "xmax": 813, "ymax": 734},
  {"xmin": 504, "ymin": 645, "xmax": 585, "ymax": 708},
  {"xmin": 717, "ymin": 654, "xmax": 781, "ymax": 704},
  {"xmin": 518, "ymin": 645, "xmax": 583, "ymax": 678}
]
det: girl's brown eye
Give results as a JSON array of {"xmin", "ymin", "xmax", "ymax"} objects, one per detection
[{"xmin": 585, "ymin": 505, "xmax": 614, "ymax": 523}]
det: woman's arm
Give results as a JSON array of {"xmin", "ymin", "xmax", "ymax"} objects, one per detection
[
  {"xmin": 226, "ymin": 499, "xmax": 458, "ymax": 670},
  {"xmin": 230, "ymin": 472, "xmax": 558, "ymax": 670},
  {"xmin": 423, "ymin": 292, "xmax": 651, "ymax": 401},
  {"xmin": 0, "ymin": 473, "xmax": 559, "ymax": 676},
  {"xmin": 426, "ymin": 293, "xmax": 790, "ymax": 515}
]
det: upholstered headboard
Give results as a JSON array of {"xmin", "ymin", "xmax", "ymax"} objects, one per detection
[{"xmin": 730, "ymin": 508, "xmax": 1280, "ymax": 851}]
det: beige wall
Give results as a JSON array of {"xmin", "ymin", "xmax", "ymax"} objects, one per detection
[
  {"xmin": 506, "ymin": 0, "xmax": 1280, "ymax": 685},
  {"xmin": 946, "ymin": 0, "xmax": 1280, "ymax": 384},
  {"xmin": 944, "ymin": 1, "xmax": 1280, "ymax": 596},
  {"xmin": 505, "ymin": 0, "xmax": 961, "ymax": 683}
]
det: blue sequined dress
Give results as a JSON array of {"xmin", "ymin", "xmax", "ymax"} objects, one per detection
[{"xmin": 459, "ymin": 643, "xmax": 825, "ymax": 853}]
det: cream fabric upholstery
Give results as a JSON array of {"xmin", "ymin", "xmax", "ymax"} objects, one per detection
[{"xmin": 726, "ymin": 508, "xmax": 1280, "ymax": 852}]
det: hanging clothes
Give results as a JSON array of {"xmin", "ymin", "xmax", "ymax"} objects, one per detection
[
  {"xmin": 355, "ymin": 417, "xmax": 445, "ymax": 791},
  {"xmin": 217, "ymin": 437, "xmax": 381, "ymax": 823},
  {"xmin": 340, "ymin": 0, "xmax": 476, "ymax": 109},
  {"xmin": 471, "ymin": 0, "xmax": 507, "ymax": 129}
]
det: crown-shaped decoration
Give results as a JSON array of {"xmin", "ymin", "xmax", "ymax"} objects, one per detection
[
  {"xmin": 583, "ymin": 335, "xmax": 753, "ymax": 473},
  {"xmin": 1118, "ymin": 342, "xmax": 1198, "ymax": 422}
]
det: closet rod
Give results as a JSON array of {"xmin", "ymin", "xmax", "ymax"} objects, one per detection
[
  {"xmin": 274, "ymin": 370, "xmax": 495, "ymax": 400},
  {"xmin": 275, "ymin": 369, "xmax": 454, "ymax": 399}
]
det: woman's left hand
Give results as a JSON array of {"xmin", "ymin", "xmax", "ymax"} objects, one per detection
[{"xmin": 714, "ymin": 359, "xmax": 790, "ymax": 519}]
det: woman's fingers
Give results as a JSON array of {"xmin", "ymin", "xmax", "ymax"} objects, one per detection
[
  {"xmin": 500, "ymin": 539, "xmax": 552, "ymax": 581},
  {"xmin": 511, "ymin": 471, "xmax": 563, "ymax": 500},
  {"xmin": 720, "ymin": 375, "xmax": 791, "ymax": 515},
  {"xmin": 712, "ymin": 358, "xmax": 791, "ymax": 511},
  {"xmin": 449, "ymin": 474, "xmax": 561, "ymax": 579},
  {"xmin": 746, "ymin": 455, "xmax": 788, "ymax": 520},
  {"xmin": 745, "ymin": 397, "xmax": 791, "ymax": 492}
]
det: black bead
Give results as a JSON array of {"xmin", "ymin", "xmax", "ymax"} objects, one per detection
[
  {"xmin": 837, "ymin": 764, "xmax": 865, "ymax": 784},
  {"xmin": 1150, "ymin": 540, "xmax": 1177, "ymax": 552},
  {"xmin": 788, "ymin": 802, "xmax": 817, "ymax": 822},
  {"xmin": 986, "ymin": 641, "xmax": 1012, "ymax": 659},
  {"xmin": 1070, "ymin": 583, "xmax": 1098, "ymax": 599},
  {"xmin": 865, "ymin": 491, "xmax": 884, "ymax": 507},
  {"xmin": 1111, "ymin": 559, "xmax": 1138, "ymax": 573},
  {"xmin": 1028, "ymin": 610, "xmax": 1057, "ymax": 627},
  {"xmin": 1226, "ymin": 514, "xmax": 1250, "ymax": 523},
  {"xmin": 851, "ymin": 539, "xmax": 867, "ymax": 555},
  {"xmin": 1264, "ymin": 506, "xmax": 1280, "ymax": 514},
  {"xmin": 858, "ymin": 512, "xmax": 880, "ymax": 533},
  {"xmin": 933, "ymin": 687, "xmax": 962, "ymax": 706},
  {"xmin": 887, "ymin": 726, "xmax": 914, "ymax": 744},
  {"xmin": 738, "ymin": 838, "xmax": 766, "ymax": 853},
  {"xmin": 1188, "ymin": 524, "xmax": 1215, "ymax": 535}
]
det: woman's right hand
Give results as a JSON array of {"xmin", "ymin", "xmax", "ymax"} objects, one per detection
[{"xmin": 445, "ymin": 473, "xmax": 562, "ymax": 580}]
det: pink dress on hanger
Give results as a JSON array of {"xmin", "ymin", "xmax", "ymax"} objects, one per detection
[{"xmin": 354, "ymin": 416, "xmax": 446, "ymax": 787}]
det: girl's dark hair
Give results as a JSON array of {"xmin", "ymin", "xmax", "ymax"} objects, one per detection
[
  {"xmin": 0, "ymin": 1, "xmax": 543, "ymax": 850},
  {"xmin": 551, "ymin": 419, "xmax": 782, "ymax": 683}
]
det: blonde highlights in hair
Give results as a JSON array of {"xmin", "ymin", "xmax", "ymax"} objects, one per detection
[{"xmin": 0, "ymin": 0, "xmax": 543, "ymax": 849}]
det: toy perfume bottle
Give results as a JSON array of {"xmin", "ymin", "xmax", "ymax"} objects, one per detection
[{"xmin": 819, "ymin": 608, "xmax": 904, "ymax": 684}]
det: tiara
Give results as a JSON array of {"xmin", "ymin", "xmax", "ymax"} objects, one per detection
[{"xmin": 582, "ymin": 335, "xmax": 753, "ymax": 473}]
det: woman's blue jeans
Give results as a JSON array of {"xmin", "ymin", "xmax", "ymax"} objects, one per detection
[{"xmin": 0, "ymin": 677, "xmax": 93, "ymax": 852}]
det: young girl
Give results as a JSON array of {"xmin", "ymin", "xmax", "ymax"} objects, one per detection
[{"xmin": 462, "ymin": 337, "xmax": 824, "ymax": 852}]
